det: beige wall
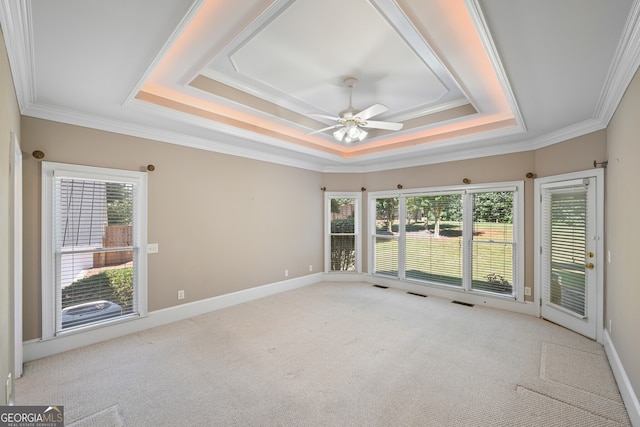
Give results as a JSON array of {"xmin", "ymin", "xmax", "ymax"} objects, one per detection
[
  {"xmin": 0, "ymin": 26, "xmax": 20, "ymax": 404},
  {"xmin": 605, "ymin": 67, "xmax": 640, "ymax": 396},
  {"xmin": 20, "ymin": 117, "xmax": 324, "ymax": 340},
  {"xmin": 534, "ymin": 130, "xmax": 607, "ymax": 177},
  {"xmin": 323, "ymin": 133, "xmax": 606, "ymax": 297},
  {"xmin": 18, "ymin": 112, "xmax": 608, "ymax": 352}
]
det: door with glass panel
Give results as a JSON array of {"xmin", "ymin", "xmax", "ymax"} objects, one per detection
[{"xmin": 537, "ymin": 172, "xmax": 602, "ymax": 340}]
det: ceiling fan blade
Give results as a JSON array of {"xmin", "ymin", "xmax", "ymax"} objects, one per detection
[
  {"xmin": 307, "ymin": 124, "xmax": 342, "ymax": 135},
  {"xmin": 355, "ymin": 103, "xmax": 388, "ymax": 121},
  {"xmin": 308, "ymin": 113, "xmax": 341, "ymax": 121},
  {"xmin": 360, "ymin": 120, "xmax": 404, "ymax": 131}
]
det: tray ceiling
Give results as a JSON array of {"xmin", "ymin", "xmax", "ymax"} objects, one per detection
[{"xmin": 1, "ymin": 0, "xmax": 638, "ymax": 171}]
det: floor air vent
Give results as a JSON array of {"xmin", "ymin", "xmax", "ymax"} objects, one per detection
[
  {"xmin": 373, "ymin": 285, "xmax": 389, "ymax": 289},
  {"xmin": 452, "ymin": 300, "xmax": 474, "ymax": 307},
  {"xmin": 407, "ymin": 292, "xmax": 427, "ymax": 298}
]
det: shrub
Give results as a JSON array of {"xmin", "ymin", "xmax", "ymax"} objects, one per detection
[
  {"xmin": 62, "ymin": 267, "xmax": 133, "ymax": 313},
  {"xmin": 331, "ymin": 218, "xmax": 356, "ymax": 271},
  {"xmin": 331, "ymin": 217, "xmax": 354, "ymax": 233}
]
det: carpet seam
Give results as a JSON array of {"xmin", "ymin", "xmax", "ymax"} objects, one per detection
[{"xmin": 517, "ymin": 385, "xmax": 626, "ymax": 424}]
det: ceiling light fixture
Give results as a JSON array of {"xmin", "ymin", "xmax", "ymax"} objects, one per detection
[
  {"xmin": 308, "ymin": 77, "xmax": 402, "ymax": 144},
  {"xmin": 334, "ymin": 120, "xmax": 368, "ymax": 143}
]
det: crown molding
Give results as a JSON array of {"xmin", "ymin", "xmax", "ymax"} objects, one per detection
[
  {"xmin": 322, "ymin": 116, "xmax": 608, "ymax": 174},
  {"xmin": 23, "ymin": 103, "xmax": 330, "ymax": 172},
  {"xmin": 124, "ymin": 0, "xmax": 207, "ymax": 105},
  {"xmin": 465, "ymin": 0, "xmax": 526, "ymax": 131},
  {"xmin": 594, "ymin": 0, "xmax": 640, "ymax": 124},
  {"xmin": 527, "ymin": 118, "xmax": 607, "ymax": 151},
  {"xmin": 124, "ymin": 97, "xmax": 347, "ymax": 162},
  {"xmin": 322, "ymin": 133, "xmax": 531, "ymax": 174},
  {"xmin": 0, "ymin": 0, "xmax": 36, "ymax": 112},
  {"xmin": 20, "ymin": 99, "xmax": 613, "ymax": 175}
]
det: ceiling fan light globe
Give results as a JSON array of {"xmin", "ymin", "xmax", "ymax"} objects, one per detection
[
  {"xmin": 333, "ymin": 127, "xmax": 347, "ymax": 141},
  {"xmin": 347, "ymin": 124, "xmax": 360, "ymax": 139}
]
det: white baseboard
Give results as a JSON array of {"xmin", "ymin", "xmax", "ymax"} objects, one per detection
[
  {"xmin": 364, "ymin": 274, "xmax": 537, "ymax": 316},
  {"xmin": 322, "ymin": 272, "xmax": 369, "ymax": 282},
  {"xmin": 604, "ymin": 330, "xmax": 640, "ymax": 426},
  {"xmin": 23, "ymin": 273, "xmax": 324, "ymax": 362}
]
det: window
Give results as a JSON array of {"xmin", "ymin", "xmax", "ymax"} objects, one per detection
[
  {"xmin": 42, "ymin": 162, "xmax": 147, "ymax": 337},
  {"xmin": 370, "ymin": 183, "xmax": 524, "ymax": 300},
  {"xmin": 405, "ymin": 194, "xmax": 463, "ymax": 287},
  {"xmin": 470, "ymin": 191, "xmax": 516, "ymax": 296},
  {"xmin": 374, "ymin": 197, "xmax": 399, "ymax": 277},
  {"xmin": 326, "ymin": 193, "xmax": 361, "ymax": 272}
]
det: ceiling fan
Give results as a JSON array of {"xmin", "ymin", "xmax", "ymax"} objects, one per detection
[{"xmin": 308, "ymin": 77, "xmax": 403, "ymax": 143}]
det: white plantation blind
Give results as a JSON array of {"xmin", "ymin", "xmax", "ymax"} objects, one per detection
[
  {"xmin": 57, "ymin": 178, "xmax": 137, "ymax": 322},
  {"xmin": 42, "ymin": 162, "xmax": 147, "ymax": 338},
  {"xmin": 369, "ymin": 182, "xmax": 523, "ymax": 299},
  {"xmin": 542, "ymin": 183, "xmax": 588, "ymax": 317},
  {"xmin": 329, "ymin": 197, "xmax": 357, "ymax": 272},
  {"xmin": 59, "ymin": 179, "xmax": 107, "ymax": 247},
  {"xmin": 470, "ymin": 191, "xmax": 516, "ymax": 296},
  {"xmin": 373, "ymin": 197, "xmax": 399, "ymax": 277},
  {"xmin": 404, "ymin": 195, "xmax": 463, "ymax": 287}
]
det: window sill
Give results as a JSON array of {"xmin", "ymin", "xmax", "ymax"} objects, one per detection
[{"xmin": 42, "ymin": 313, "xmax": 144, "ymax": 341}]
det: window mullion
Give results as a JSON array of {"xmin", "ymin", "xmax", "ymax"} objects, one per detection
[
  {"xmin": 462, "ymin": 192, "xmax": 473, "ymax": 291},
  {"xmin": 398, "ymin": 196, "xmax": 407, "ymax": 280}
]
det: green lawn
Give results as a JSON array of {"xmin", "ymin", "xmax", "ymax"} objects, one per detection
[{"xmin": 375, "ymin": 221, "xmax": 514, "ymax": 295}]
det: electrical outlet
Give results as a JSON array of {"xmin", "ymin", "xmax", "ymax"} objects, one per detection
[
  {"xmin": 609, "ymin": 319, "xmax": 613, "ymax": 334},
  {"xmin": 524, "ymin": 287, "xmax": 531, "ymax": 296},
  {"xmin": 147, "ymin": 243, "xmax": 159, "ymax": 254},
  {"xmin": 284, "ymin": 270, "xmax": 289, "ymax": 277},
  {"xmin": 309, "ymin": 265, "xmax": 313, "ymax": 272},
  {"xmin": 178, "ymin": 290, "xmax": 185, "ymax": 300}
]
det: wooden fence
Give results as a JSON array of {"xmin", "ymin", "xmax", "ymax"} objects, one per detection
[{"xmin": 93, "ymin": 225, "xmax": 133, "ymax": 267}]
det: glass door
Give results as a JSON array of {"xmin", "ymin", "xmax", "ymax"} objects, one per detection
[{"xmin": 538, "ymin": 175, "xmax": 600, "ymax": 340}]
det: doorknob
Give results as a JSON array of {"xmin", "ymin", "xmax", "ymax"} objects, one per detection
[{"xmin": 585, "ymin": 262, "xmax": 595, "ymax": 269}]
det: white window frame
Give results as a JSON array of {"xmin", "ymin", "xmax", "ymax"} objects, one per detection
[
  {"xmin": 325, "ymin": 192, "xmax": 362, "ymax": 273},
  {"xmin": 368, "ymin": 181, "xmax": 525, "ymax": 301},
  {"xmin": 41, "ymin": 162, "xmax": 148, "ymax": 339}
]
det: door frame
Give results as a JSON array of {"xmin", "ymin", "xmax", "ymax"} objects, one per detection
[
  {"xmin": 10, "ymin": 133, "xmax": 22, "ymax": 378},
  {"xmin": 534, "ymin": 169, "xmax": 604, "ymax": 343}
]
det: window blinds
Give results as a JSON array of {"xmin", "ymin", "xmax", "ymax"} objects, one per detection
[
  {"xmin": 329, "ymin": 197, "xmax": 357, "ymax": 272},
  {"xmin": 404, "ymin": 195, "xmax": 463, "ymax": 286},
  {"xmin": 542, "ymin": 186, "xmax": 588, "ymax": 317},
  {"xmin": 370, "ymin": 187, "xmax": 520, "ymax": 298},
  {"xmin": 470, "ymin": 191, "xmax": 515, "ymax": 296},
  {"xmin": 374, "ymin": 198, "xmax": 399, "ymax": 277},
  {"xmin": 56, "ymin": 178, "xmax": 137, "ymax": 330}
]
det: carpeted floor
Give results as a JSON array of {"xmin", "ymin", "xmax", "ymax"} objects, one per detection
[{"xmin": 15, "ymin": 281, "xmax": 631, "ymax": 426}]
